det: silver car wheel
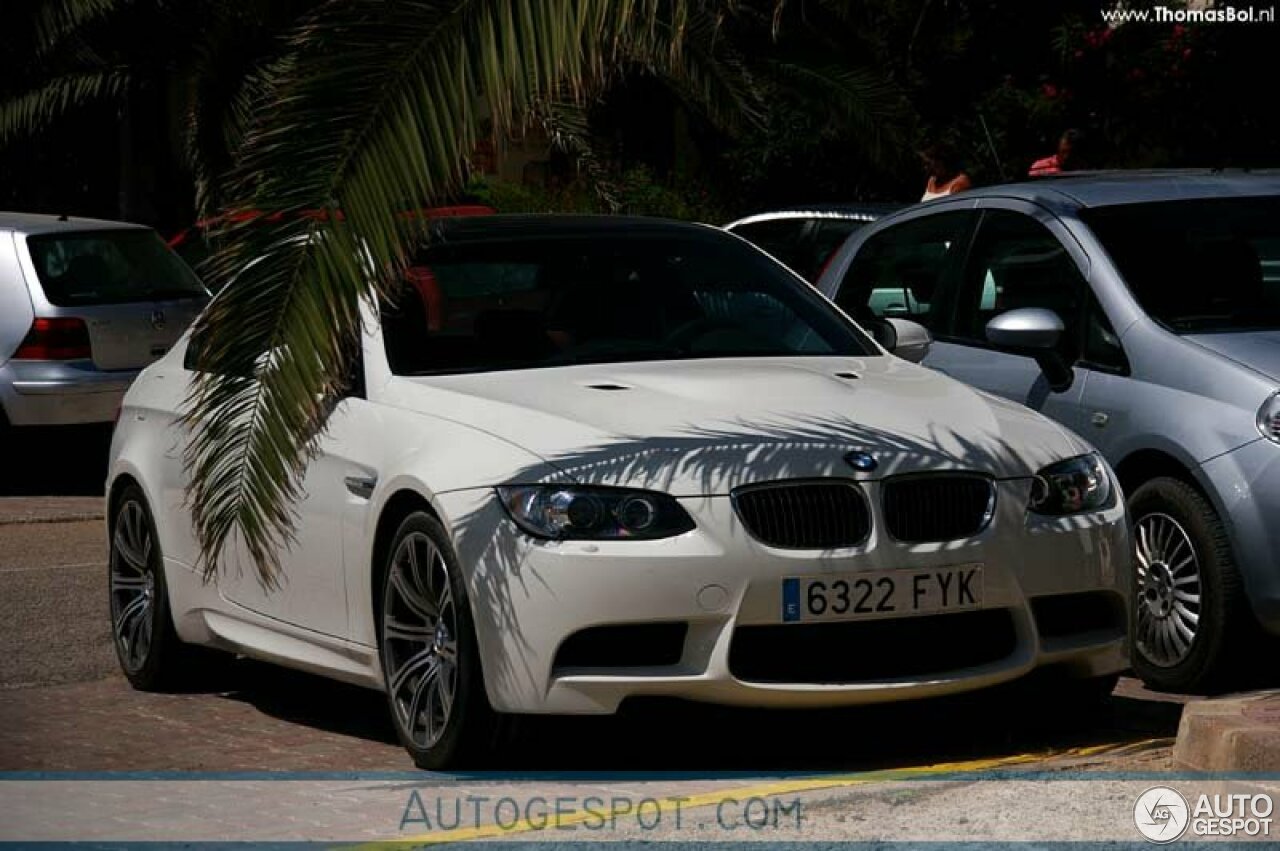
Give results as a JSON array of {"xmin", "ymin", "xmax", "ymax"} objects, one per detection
[
  {"xmin": 382, "ymin": 531, "xmax": 458, "ymax": 751},
  {"xmin": 110, "ymin": 499, "xmax": 156, "ymax": 674},
  {"xmin": 1134, "ymin": 512, "xmax": 1202, "ymax": 668}
]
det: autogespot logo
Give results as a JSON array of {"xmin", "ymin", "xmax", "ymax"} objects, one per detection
[{"xmin": 1134, "ymin": 786, "xmax": 1190, "ymax": 844}]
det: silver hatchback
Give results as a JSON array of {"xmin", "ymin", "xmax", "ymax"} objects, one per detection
[
  {"xmin": 818, "ymin": 172, "xmax": 1280, "ymax": 693},
  {"xmin": 0, "ymin": 213, "xmax": 207, "ymax": 429}
]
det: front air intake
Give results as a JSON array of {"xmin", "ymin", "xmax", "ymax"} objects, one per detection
[
  {"xmin": 732, "ymin": 480, "xmax": 871, "ymax": 549},
  {"xmin": 882, "ymin": 474, "xmax": 995, "ymax": 542}
]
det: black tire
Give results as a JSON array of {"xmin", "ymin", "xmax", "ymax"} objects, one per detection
[
  {"xmin": 378, "ymin": 511, "xmax": 499, "ymax": 769},
  {"xmin": 1129, "ymin": 477, "xmax": 1251, "ymax": 693},
  {"xmin": 109, "ymin": 483, "xmax": 198, "ymax": 691}
]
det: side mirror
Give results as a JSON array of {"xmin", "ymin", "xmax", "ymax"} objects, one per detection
[
  {"xmin": 985, "ymin": 308, "xmax": 1064, "ymax": 349},
  {"xmin": 985, "ymin": 308, "xmax": 1074, "ymax": 393},
  {"xmin": 883, "ymin": 318, "xmax": 932, "ymax": 363}
]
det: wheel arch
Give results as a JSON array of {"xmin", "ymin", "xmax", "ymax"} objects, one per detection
[
  {"xmin": 369, "ymin": 488, "xmax": 442, "ymax": 624},
  {"xmin": 1114, "ymin": 448, "xmax": 1203, "ymax": 498},
  {"xmin": 107, "ymin": 472, "xmax": 143, "ymax": 529}
]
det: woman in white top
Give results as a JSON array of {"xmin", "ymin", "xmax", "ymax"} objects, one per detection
[{"xmin": 920, "ymin": 143, "xmax": 972, "ymax": 201}]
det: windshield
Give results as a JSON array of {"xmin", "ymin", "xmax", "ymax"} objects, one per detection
[
  {"xmin": 381, "ymin": 233, "xmax": 878, "ymax": 375},
  {"xmin": 27, "ymin": 229, "xmax": 207, "ymax": 306},
  {"xmin": 1082, "ymin": 197, "xmax": 1280, "ymax": 333}
]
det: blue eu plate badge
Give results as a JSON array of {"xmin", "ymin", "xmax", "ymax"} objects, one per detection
[{"xmin": 782, "ymin": 577, "xmax": 801, "ymax": 622}]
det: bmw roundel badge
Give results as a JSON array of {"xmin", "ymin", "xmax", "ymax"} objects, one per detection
[{"xmin": 844, "ymin": 451, "xmax": 878, "ymax": 472}]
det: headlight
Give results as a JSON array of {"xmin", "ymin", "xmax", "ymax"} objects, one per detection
[
  {"xmin": 1259, "ymin": 391, "xmax": 1280, "ymax": 444},
  {"xmin": 1028, "ymin": 453, "xmax": 1114, "ymax": 515},
  {"xmin": 497, "ymin": 485, "xmax": 696, "ymax": 540}
]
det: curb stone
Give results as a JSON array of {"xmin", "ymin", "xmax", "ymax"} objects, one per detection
[{"xmin": 1173, "ymin": 690, "xmax": 1280, "ymax": 771}]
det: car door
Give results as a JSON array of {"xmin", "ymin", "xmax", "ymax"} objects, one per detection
[
  {"xmin": 831, "ymin": 207, "xmax": 978, "ymax": 341},
  {"xmin": 927, "ymin": 204, "xmax": 1093, "ymax": 433},
  {"xmin": 193, "ymin": 344, "xmax": 383, "ymax": 640}
]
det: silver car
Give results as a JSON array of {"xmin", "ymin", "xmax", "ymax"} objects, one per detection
[
  {"xmin": 817, "ymin": 171, "xmax": 1280, "ymax": 693},
  {"xmin": 725, "ymin": 204, "xmax": 903, "ymax": 282},
  {"xmin": 0, "ymin": 213, "xmax": 207, "ymax": 431}
]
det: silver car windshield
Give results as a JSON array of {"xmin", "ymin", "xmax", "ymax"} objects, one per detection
[
  {"xmin": 1082, "ymin": 197, "xmax": 1280, "ymax": 333},
  {"xmin": 27, "ymin": 229, "xmax": 207, "ymax": 306}
]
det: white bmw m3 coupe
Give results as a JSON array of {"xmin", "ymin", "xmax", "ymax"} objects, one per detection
[{"xmin": 107, "ymin": 216, "xmax": 1131, "ymax": 768}]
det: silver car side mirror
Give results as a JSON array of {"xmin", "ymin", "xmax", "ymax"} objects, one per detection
[
  {"xmin": 885, "ymin": 318, "xmax": 932, "ymax": 363},
  {"xmin": 985, "ymin": 308, "xmax": 1073, "ymax": 393},
  {"xmin": 985, "ymin": 308, "xmax": 1064, "ymax": 350}
]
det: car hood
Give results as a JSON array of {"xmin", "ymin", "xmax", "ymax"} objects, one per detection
[
  {"xmin": 392, "ymin": 356, "xmax": 1088, "ymax": 494},
  {"xmin": 1186, "ymin": 330, "xmax": 1280, "ymax": 381}
]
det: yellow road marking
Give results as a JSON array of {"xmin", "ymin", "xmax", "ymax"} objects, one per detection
[{"xmin": 351, "ymin": 739, "xmax": 1161, "ymax": 847}]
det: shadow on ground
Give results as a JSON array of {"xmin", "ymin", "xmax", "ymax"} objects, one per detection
[
  {"xmin": 206, "ymin": 657, "xmax": 1182, "ymax": 774},
  {"xmin": 0, "ymin": 425, "xmax": 112, "ymax": 496}
]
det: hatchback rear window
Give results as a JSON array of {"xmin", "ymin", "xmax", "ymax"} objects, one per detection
[{"xmin": 27, "ymin": 229, "xmax": 207, "ymax": 306}]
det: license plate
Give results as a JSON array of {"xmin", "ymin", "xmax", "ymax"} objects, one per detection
[{"xmin": 781, "ymin": 564, "xmax": 984, "ymax": 623}]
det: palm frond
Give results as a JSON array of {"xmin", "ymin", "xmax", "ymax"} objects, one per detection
[
  {"xmin": 765, "ymin": 60, "xmax": 907, "ymax": 161},
  {"xmin": 531, "ymin": 97, "xmax": 621, "ymax": 210},
  {"xmin": 657, "ymin": 7, "xmax": 766, "ymax": 132},
  {"xmin": 185, "ymin": 0, "xmax": 710, "ymax": 584},
  {"xmin": 0, "ymin": 68, "xmax": 130, "ymax": 144},
  {"xmin": 33, "ymin": 0, "xmax": 125, "ymax": 56}
]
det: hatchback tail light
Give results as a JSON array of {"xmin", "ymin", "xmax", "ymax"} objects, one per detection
[{"xmin": 13, "ymin": 317, "xmax": 93, "ymax": 360}]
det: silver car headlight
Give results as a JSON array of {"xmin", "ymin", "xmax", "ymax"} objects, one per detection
[
  {"xmin": 497, "ymin": 485, "xmax": 696, "ymax": 540},
  {"xmin": 1028, "ymin": 453, "xmax": 1114, "ymax": 516},
  {"xmin": 1259, "ymin": 391, "xmax": 1280, "ymax": 444}
]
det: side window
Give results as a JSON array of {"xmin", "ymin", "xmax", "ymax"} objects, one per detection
[
  {"xmin": 954, "ymin": 210, "xmax": 1086, "ymax": 359},
  {"xmin": 835, "ymin": 211, "xmax": 974, "ymax": 331},
  {"xmin": 1082, "ymin": 296, "xmax": 1128, "ymax": 373},
  {"xmin": 804, "ymin": 219, "xmax": 867, "ymax": 282}
]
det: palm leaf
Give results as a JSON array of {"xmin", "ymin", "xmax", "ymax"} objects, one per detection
[
  {"xmin": 0, "ymin": 68, "xmax": 130, "ymax": 144},
  {"xmin": 657, "ymin": 6, "xmax": 766, "ymax": 132},
  {"xmin": 765, "ymin": 60, "xmax": 907, "ymax": 161},
  {"xmin": 531, "ymin": 96, "xmax": 621, "ymax": 210},
  {"xmin": 32, "ymin": 0, "xmax": 125, "ymax": 56},
  {"xmin": 185, "ymin": 0, "xmax": 716, "ymax": 584}
]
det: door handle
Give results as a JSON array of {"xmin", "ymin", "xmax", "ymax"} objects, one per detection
[
  {"xmin": 344, "ymin": 475, "xmax": 377, "ymax": 499},
  {"xmin": 1091, "ymin": 411, "xmax": 1110, "ymax": 428}
]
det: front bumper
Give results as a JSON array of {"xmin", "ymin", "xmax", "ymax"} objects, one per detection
[
  {"xmin": 0, "ymin": 360, "xmax": 138, "ymax": 426},
  {"xmin": 1197, "ymin": 437, "xmax": 1280, "ymax": 634},
  {"xmin": 440, "ymin": 478, "xmax": 1131, "ymax": 715}
]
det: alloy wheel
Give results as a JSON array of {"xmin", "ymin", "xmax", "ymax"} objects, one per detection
[
  {"xmin": 1134, "ymin": 512, "xmax": 1202, "ymax": 667},
  {"xmin": 382, "ymin": 531, "xmax": 459, "ymax": 750},
  {"xmin": 110, "ymin": 500, "xmax": 157, "ymax": 673}
]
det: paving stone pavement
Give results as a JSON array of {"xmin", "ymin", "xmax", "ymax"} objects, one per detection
[{"xmin": 0, "ymin": 672, "xmax": 410, "ymax": 772}]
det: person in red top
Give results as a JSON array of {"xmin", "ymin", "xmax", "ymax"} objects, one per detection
[{"xmin": 1029, "ymin": 128, "xmax": 1090, "ymax": 176}]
